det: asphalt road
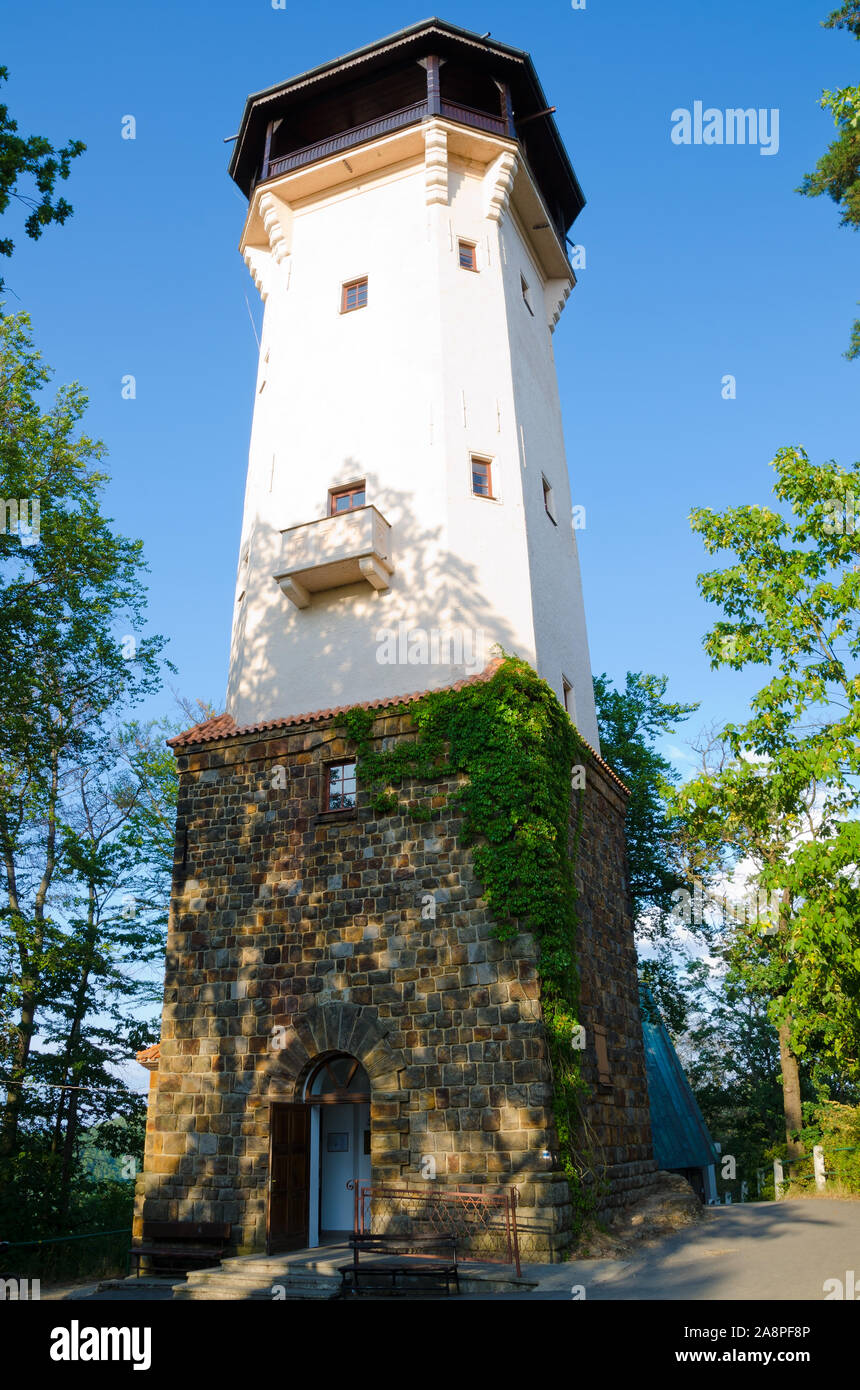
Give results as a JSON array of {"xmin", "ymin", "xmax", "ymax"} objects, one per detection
[{"xmin": 496, "ymin": 1199, "xmax": 860, "ymax": 1301}]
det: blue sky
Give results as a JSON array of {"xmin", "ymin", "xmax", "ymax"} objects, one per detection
[{"xmin": 3, "ymin": 0, "xmax": 858, "ymax": 764}]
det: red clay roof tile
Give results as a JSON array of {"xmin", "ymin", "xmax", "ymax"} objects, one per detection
[
  {"xmin": 167, "ymin": 659, "xmax": 506, "ymax": 748},
  {"xmin": 166, "ymin": 658, "xmax": 628, "ymax": 794}
]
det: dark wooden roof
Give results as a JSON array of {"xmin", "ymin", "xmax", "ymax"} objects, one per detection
[{"xmin": 228, "ymin": 16, "xmax": 585, "ymax": 233}]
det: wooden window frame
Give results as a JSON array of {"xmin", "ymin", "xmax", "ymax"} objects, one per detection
[
  {"xmin": 458, "ymin": 240, "xmax": 478, "ymax": 272},
  {"xmin": 329, "ymin": 483, "xmax": 366, "ymax": 516},
  {"xmin": 323, "ymin": 759, "xmax": 357, "ymax": 813},
  {"xmin": 470, "ymin": 455, "xmax": 494, "ymax": 500},
  {"xmin": 340, "ymin": 277, "xmax": 368, "ymax": 313}
]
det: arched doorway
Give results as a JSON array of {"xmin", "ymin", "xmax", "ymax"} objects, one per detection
[
  {"xmin": 306, "ymin": 1055, "xmax": 371, "ymax": 1244},
  {"xmin": 267, "ymin": 1052, "xmax": 371, "ymax": 1253}
]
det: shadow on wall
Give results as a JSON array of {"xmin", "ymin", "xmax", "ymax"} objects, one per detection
[{"xmin": 229, "ymin": 466, "xmax": 524, "ymax": 719}]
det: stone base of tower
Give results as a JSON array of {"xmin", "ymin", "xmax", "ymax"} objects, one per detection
[
  {"xmin": 133, "ymin": 686, "xmax": 656, "ymax": 1268},
  {"xmin": 572, "ymin": 754, "xmax": 660, "ymax": 1216}
]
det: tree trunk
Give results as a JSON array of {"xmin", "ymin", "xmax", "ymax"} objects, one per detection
[
  {"xmin": 0, "ymin": 749, "xmax": 59, "ymax": 1157},
  {"xmin": 778, "ymin": 1017, "xmax": 804, "ymax": 1159},
  {"xmin": 776, "ymin": 886, "xmax": 803, "ymax": 1159},
  {"xmin": 0, "ymin": 987, "xmax": 36, "ymax": 1158},
  {"xmin": 53, "ymin": 885, "xmax": 98, "ymax": 1228},
  {"xmin": 56, "ymin": 1086, "xmax": 80, "ymax": 1231}
]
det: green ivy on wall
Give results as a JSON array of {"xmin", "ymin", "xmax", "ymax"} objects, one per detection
[{"xmin": 340, "ymin": 655, "xmax": 600, "ymax": 1219}]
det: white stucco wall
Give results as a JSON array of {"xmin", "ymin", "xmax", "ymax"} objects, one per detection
[{"xmin": 226, "ymin": 120, "xmax": 600, "ymax": 750}]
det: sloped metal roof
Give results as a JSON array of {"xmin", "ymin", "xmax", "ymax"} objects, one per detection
[
  {"xmin": 640, "ymin": 986, "xmax": 719, "ymax": 1172},
  {"xmin": 228, "ymin": 17, "xmax": 585, "ymax": 229}
]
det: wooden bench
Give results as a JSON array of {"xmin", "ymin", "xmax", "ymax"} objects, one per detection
[
  {"xmin": 129, "ymin": 1221, "xmax": 231, "ymax": 1278},
  {"xmin": 339, "ymin": 1233, "xmax": 459, "ymax": 1297}
]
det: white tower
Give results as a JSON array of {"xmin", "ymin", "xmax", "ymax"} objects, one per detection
[{"xmin": 226, "ymin": 18, "xmax": 599, "ymax": 749}]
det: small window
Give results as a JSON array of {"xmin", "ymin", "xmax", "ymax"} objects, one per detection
[
  {"xmin": 329, "ymin": 483, "xmax": 366, "ymax": 515},
  {"xmin": 471, "ymin": 456, "xmax": 493, "ymax": 499},
  {"xmin": 542, "ymin": 477, "xmax": 556, "ymax": 523},
  {"xmin": 562, "ymin": 677, "xmax": 575, "ymax": 719},
  {"xmin": 325, "ymin": 761, "xmax": 357, "ymax": 812},
  {"xmin": 458, "ymin": 240, "xmax": 477, "ymax": 272},
  {"xmin": 521, "ymin": 274, "xmax": 534, "ymax": 316},
  {"xmin": 341, "ymin": 278, "xmax": 368, "ymax": 313}
]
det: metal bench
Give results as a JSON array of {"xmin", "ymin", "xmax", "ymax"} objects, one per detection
[
  {"xmin": 129, "ymin": 1221, "xmax": 231, "ymax": 1278},
  {"xmin": 339, "ymin": 1232, "xmax": 459, "ymax": 1297}
]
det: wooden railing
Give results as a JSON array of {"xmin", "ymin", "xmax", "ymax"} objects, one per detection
[
  {"xmin": 440, "ymin": 100, "xmax": 506, "ymax": 136},
  {"xmin": 266, "ymin": 101, "xmax": 428, "ymax": 180},
  {"xmin": 261, "ymin": 97, "xmax": 510, "ymax": 185}
]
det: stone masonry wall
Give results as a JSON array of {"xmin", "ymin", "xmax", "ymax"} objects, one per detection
[
  {"xmin": 572, "ymin": 760, "xmax": 659, "ymax": 1209},
  {"xmin": 134, "ymin": 704, "xmax": 655, "ymax": 1262}
]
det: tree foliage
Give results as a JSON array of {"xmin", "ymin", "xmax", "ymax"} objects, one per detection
[
  {"xmin": 593, "ymin": 672, "xmax": 697, "ymax": 926},
  {"xmin": 672, "ymin": 446, "xmax": 860, "ymax": 1151},
  {"xmin": 593, "ymin": 671, "xmax": 699, "ymax": 1031},
  {"xmin": 0, "ymin": 68, "xmax": 85, "ymax": 284},
  {"xmin": 0, "ymin": 311, "xmax": 168, "ymax": 1161},
  {"xmin": 798, "ymin": 3, "xmax": 860, "ymax": 356}
]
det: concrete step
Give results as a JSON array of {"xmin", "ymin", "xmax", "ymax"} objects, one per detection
[
  {"xmin": 170, "ymin": 1249, "xmax": 534, "ymax": 1300},
  {"xmin": 173, "ymin": 1255, "xmax": 342, "ymax": 1301}
]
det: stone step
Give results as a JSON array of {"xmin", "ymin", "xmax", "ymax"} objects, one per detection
[
  {"xmin": 173, "ymin": 1254, "xmax": 343, "ymax": 1301},
  {"xmin": 175, "ymin": 1270, "xmax": 340, "ymax": 1301},
  {"xmin": 171, "ymin": 1250, "xmax": 534, "ymax": 1300},
  {"xmin": 175, "ymin": 1284, "xmax": 337, "ymax": 1300}
]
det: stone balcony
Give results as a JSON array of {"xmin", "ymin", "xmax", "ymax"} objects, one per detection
[{"xmin": 274, "ymin": 505, "xmax": 394, "ymax": 608}]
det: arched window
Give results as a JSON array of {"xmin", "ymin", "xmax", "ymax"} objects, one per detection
[{"xmin": 305, "ymin": 1054, "xmax": 370, "ymax": 1102}]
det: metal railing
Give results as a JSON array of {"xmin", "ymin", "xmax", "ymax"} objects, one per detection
[
  {"xmin": 348, "ymin": 1180, "xmax": 521, "ymax": 1277},
  {"xmin": 0, "ymin": 1227, "xmax": 133, "ymax": 1281}
]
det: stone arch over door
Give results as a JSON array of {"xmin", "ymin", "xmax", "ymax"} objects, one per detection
[
  {"xmin": 259, "ymin": 1001, "xmax": 405, "ymax": 1098},
  {"xmin": 260, "ymin": 1003, "xmax": 405, "ymax": 1251}
]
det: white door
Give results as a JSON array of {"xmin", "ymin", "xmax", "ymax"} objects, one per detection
[{"xmin": 320, "ymin": 1102, "xmax": 371, "ymax": 1233}]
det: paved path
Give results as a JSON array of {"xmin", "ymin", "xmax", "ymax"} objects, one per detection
[
  {"xmin": 42, "ymin": 1199, "xmax": 860, "ymax": 1301},
  {"xmin": 497, "ymin": 1200, "xmax": 860, "ymax": 1301}
]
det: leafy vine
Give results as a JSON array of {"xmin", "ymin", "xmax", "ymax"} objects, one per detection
[{"xmin": 340, "ymin": 656, "xmax": 599, "ymax": 1220}]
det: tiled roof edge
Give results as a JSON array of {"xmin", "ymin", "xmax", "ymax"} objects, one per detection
[
  {"xmin": 166, "ymin": 659, "xmax": 506, "ymax": 748},
  {"xmin": 166, "ymin": 659, "xmax": 629, "ymax": 795}
]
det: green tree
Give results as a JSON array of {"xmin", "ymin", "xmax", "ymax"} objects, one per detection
[
  {"xmin": 40, "ymin": 732, "xmax": 172, "ymax": 1229},
  {"xmin": 673, "ymin": 445, "xmax": 860, "ymax": 1155},
  {"xmin": 798, "ymin": 3, "xmax": 860, "ymax": 357},
  {"xmin": 0, "ymin": 68, "xmax": 85, "ymax": 284},
  {"xmin": 0, "ymin": 311, "xmax": 167, "ymax": 1158},
  {"xmin": 593, "ymin": 671, "xmax": 699, "ymax": 1031},
  {"xmin": 677, "ymin": 960, "xmax": 785, "ymax": 1194},
  {"xmin": 0, "ymin": 707, "xmax": 212, "ymax": 1250},
  {"xmin": 593, "ymin": 672, "xmax": 698, "ymax": 923}
]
